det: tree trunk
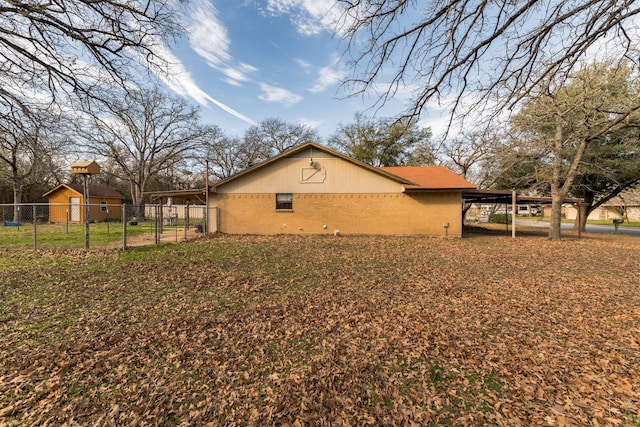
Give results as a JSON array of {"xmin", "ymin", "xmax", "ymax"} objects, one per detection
[
  {"xmin": 548, "ymin": 108, "xmax": 591, "ymax": 240},
  {"xmin": 128, "ymin": 179, "xmax": 142, "ymax": 219},
  {"xmin": 548, "ymin": 116, "xmax": 564, "ymax": 241},
  {"xmin": 575, "ymin": 191, "xmax": 595, "ymax": 231},
  {"xmin": 548, "ymin": 194, "xmax": 564, "ymax": 241},
  {"xmin": 11, "ymin": 171, "xmax": 23, "ymax": 222}
]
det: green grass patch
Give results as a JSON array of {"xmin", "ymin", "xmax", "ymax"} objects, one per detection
[{"xmin": 0, "ymin": 222, "xmax": 151, "ymax": 249}]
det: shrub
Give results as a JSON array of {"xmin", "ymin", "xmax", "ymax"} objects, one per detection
[{"xmin": 488, "ymin": 213, "xmax": 512, "ymax": 224}]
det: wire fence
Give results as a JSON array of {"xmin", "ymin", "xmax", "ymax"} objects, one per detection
[{"xmin": 0, "ymin": 203, "xmax": 208, "ymax": 251}]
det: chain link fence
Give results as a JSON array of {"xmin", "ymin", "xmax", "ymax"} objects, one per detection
[{"xmin": 0, "ymin": 203, "xmax": 207, "ymax": 251}]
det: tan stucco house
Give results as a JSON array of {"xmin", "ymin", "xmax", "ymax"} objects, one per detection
[
  {"xmin": 207, "ymin": 142, "xmax": 476, "ymax": 237},
  {"xmin": 43, "ymin": 183, "xmax": 124, "ymax": 223}
]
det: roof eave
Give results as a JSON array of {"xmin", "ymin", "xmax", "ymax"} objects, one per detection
[
  {"xmin": 42, "ymin": 183, "xmax": 81, "ymax": 198},
  {"xmin": 405, "ymin": 186, "xmax": 477, "ymax": 192}
]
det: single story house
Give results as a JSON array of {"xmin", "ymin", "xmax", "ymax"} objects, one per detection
[
  {"xmin": 206, "ymin": 142, "xmax": 476, "ymax": 237},
  {"xmin": 43, "ymin": 183, "xmax": 124, "ymax": 223},
  {"xmin": 563, "ymin": 188, "xmax": 640, "ymax": 222}
]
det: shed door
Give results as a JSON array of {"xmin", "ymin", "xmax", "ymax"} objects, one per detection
[{"xmin": 70, "ymin": 197, "xmax": 80, "ymax": 222}]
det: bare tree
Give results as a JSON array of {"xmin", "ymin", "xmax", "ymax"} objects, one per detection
[
  {"xmin": 197, "ymin": 122, "xmax": 306, "ymax": 183},
  {"xmin": 438, "ymin": 130, "xmax": 503, "ymax": 186},
  {"xmin": 245, "ymin": 118, "xmax": 319, "ymax": 156},
  {"xmin": 336, "ymin": 1, "xmax": 640, "ymax": 131},
  {"xmin": 0, "ymin": 0, "xmax": 180, "ymax": 112},
  {"xmin": 76, "ymin": 87, "xmax": 208, "ymax": 216},
  {"xmin": 204, "ymin": 136, "xmax": 266, "ymax": 181},
  {"xmin": 329, "ymin": 112, "xmax": 431, "ymax": 166},
  {"xmin": 0, "ymin": 107, "xmax": 67, "ymax": 220}
]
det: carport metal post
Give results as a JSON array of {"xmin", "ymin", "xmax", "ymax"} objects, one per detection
[
  {"xmin": 577, "ymin": 200, "xmax": 582, "ymax": 239},
  {"xmin": 512, "ymin": 190, "xmax": 516, "ymax": 239},
  {"xmin": 155, "ymin": 205, "xmax": 160, "ymax": 245},
  {"xmin": 83, "ymin": 174, "xmax": 89, "ymax": 249},
  {"xmin": 33, "ymin": 204, "xmax": 37, "ymax": 250},
  {"xmin": 122, "ymin": 204, "xmax": 127, "ymax": 251}
]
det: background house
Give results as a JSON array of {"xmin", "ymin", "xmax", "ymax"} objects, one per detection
[
  {"xmin": 207, "ymin": 142, "xmax": 476, "ymax": 237},
  {"xmin": 43, "ymin": 183, "xmax": 124, "ymax": 223},
  {"xmin": 563, "ymin": 188, "xmax": 640, "ymax": 222}
]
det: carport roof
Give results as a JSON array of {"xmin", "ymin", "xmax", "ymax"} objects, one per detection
[{"xmin": 146, "ymin": 189, "xmax": 207, "ymax": 203}]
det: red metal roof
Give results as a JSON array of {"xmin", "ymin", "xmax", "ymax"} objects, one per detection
[{"xmin": 381, "ymin": 166, "xmax": 476, "ymax": 190}]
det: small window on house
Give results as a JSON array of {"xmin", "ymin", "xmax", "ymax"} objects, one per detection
[
  {"xmin": 100, "ymin": 200, "xmax": 107, "ymax": 212},
  {"xmin": 276, "ymin": 193, "xmax": 293, "ymax": 210}
]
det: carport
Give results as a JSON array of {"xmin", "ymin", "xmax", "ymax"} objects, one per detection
[{"xmin": 462, "ymin": 189, "xmax": 584, "ymax": 238}]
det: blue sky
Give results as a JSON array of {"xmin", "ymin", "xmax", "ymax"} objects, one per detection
[
  {"xmin": 156, "ymin": 0, "xmax": 448, "ymax": 141},
  {"xmin": 152, "ymin": 1, "xmax": 640, "ymax": 144}
]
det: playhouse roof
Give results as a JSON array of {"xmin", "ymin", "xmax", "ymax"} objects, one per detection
[{"xmin": 43, "ymin": 183, "xmax": 124, "ymax": 199}]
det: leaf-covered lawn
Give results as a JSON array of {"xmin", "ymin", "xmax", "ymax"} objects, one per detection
[{"xmin": 0, "ymin": 233, "xmax": 638, "ymax": 425}]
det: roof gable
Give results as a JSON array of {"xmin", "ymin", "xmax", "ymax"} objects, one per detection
[
  {"xmin": 212, "ymin": 142, "xmax": 415, "ymax": 190},
  {"xmin": 381, "ymin": 166, "xmax": 476, "ymax": 190}
]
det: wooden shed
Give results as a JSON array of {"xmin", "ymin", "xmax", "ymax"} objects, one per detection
[{"xmin": 43, "ymin": 183, "xmax": 124, "ymax": 223}]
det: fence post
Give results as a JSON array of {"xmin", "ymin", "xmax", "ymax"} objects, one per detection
[
  {"xmin": 122, "ymin": 204, "xmax": 127, "ymax": 251},
  {"xmin": 83, "ymin": 175, "xmax": 90, "ymax": 250},
  {"xmin": 203, "ymin": 207, "xmax": 207, "ymax": 234},
  {"xmin": 155, "ymin": 205, "xmax": 160, "ymax": 245},
  {"xmin": 183, "ymin": 205, "xmax": 188, "ymax": 241},
  {"xmin": 33, "ymin": 204, "xmax": 37, "ymax": 251}
]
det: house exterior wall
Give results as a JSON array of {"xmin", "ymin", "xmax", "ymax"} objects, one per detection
[
  {"xmin": 626, "ymin": 207, "xmax": 640, "ymax": 221},
  {"xmin": 47, "ymin": 189, "xmax": 79, "ymax": 223},
  {"xmin": 213, "ymin": 191, "xmax": 463, "ymax": 236},
  {"xmin": 87, "ymin": 197, "xmax": 123, "ymax": 222},
  {"xmin": 564, "ymin": 204, "xmax": 640, "ymax": 222}
]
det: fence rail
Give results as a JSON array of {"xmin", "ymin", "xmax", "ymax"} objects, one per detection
[{"xmin": 0, "ymin": 203, "xmax": 208, "ymax": 251}]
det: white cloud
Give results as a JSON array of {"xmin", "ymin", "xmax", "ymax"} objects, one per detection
[
  {"xmin": 150, "ymin": 41, "xmax": 256, "ymax": 125},
  {"xmin": 299, "ymin": 118, "xmax": 321, "ymax": 131},
  {"xmin": 258, "ymin": 83, "xmax": 303, "ymax": 106},
  {"xmin": 221, "ymin": 63, "xmax": 258, "ymax": 86},
  {"xmin": 266, "ymin": 0, "xmax": 341, "ymax": 36},
  {"xmin": 188, "ymin": 1, "xmax": 231, "ymax": 67},
  {"xmin": 309, "ymin": 59, "xmax": 345, "ymax": 93},
  {"xmin": 203, "ymin": 93, "xmax": 258, "ymax": 126},
  {"xmin": 295, "ymin": 58, "xmax": 312, "ymax": 72},
  {"xmin": 186, "ymin": 0, "xmax": 257, "ymax": 86}
]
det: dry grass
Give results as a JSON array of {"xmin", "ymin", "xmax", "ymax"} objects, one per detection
[{"xmin": 0, "ymin": 231, "xmax": 638, "ymax": 425}]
